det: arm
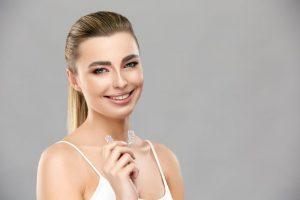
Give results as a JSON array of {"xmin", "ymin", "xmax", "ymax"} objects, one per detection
[
  {"xmin": 154, "ymin": 143, "xmax": 185, "ymax": 200},
  {"xmin": 36, "ymin": 144, "xmax": 85, "ymax": 200}
]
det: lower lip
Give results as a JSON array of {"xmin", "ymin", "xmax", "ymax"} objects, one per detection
[{"xmin": 105, "ymin": 90, "xmax": 135, "ymax": 106}]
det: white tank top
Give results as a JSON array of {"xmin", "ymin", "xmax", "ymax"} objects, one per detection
[{"xmin": 56, "ymin": 140, "xmax": 173, "ymax": 200}]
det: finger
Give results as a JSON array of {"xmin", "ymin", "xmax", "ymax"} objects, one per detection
[
  {"xmin": 110, "ymin": 146, "xmax": 136, "ymax": 162},
  {"xmin": 121, "ymin": 162, "xmax": 136, "ymax": 178},
  {"xmin": 112, "ymin": 153, "xmax": 135, "ymax": 171},
  {"xmin": 102, "ymin": 141, "xmax": 128, "ymax": 159},
  {"xmin": 104, "ymin": 140, "xmax": 128, "ymax": 151},
  {"xmin": 105, "ymin": 151, "xmax": 135, "ymax": 171}
]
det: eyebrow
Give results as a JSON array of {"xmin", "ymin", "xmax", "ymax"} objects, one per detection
[{"xmin": 88, "ymin": 54, "xmax": 140, "ymax": 68}]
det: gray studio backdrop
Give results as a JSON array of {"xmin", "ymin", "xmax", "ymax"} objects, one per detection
[{"xmin": 0, "ymin": 0, "xmax": 299, "ymax": 199}]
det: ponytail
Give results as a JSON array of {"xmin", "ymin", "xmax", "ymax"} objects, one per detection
[{"xmin": 67, "ymin": 84, "xmax": 88, "ymax": 133}]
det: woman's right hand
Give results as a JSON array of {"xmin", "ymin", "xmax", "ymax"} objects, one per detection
[{"xmin": 100, "ymin": 141, "xmax": 139, "ymax": 200}]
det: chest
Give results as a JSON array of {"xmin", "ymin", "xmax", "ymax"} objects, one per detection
[
  {"xmin": 83, "ymin": 148, "xmax": 166, "ymax": 200},
  {"xmin": 134, "ymin": 153, "xmax": 166, "ymax": 199}
]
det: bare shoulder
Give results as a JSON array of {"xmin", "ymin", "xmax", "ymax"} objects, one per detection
[
  {"xmin": 150, "ymin": 141, "xmax": 185, "ymax": 200},
  {"xmin": 38, "ymin": 142, "xmax": 85, "ymax": 175},
  {"xmin": 36, "ymin": 142, "xmax": 85, "ymax": 200},
  {"xmin": 39, "ymin": 142, "xmax": 78, "ymax": 163}
]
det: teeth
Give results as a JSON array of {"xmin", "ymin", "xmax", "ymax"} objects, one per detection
[{"xmin": 110, "ymin": 93, "xmax": 130, "ymax": 100}]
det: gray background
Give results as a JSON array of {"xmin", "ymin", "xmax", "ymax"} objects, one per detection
[{"xmin": 0, "ymin": 0, "xmax": 299, "ymax": 199}]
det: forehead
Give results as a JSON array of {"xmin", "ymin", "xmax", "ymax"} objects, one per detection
[{"xmin": 77, "ymin": 32, "xmax": 139, "ymax": 66}]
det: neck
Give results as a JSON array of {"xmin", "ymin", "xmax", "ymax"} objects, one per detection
[{"xmin": 82, "ymin": 110, "xmax": 130, "ymax": 142}]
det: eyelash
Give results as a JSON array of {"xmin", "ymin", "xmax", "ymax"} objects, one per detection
[
  {"xmin": 125, "ymin": 61, "xmax": 139, "ymax": 68},
  {"xmin": 93, "ymin": 68, "xmax": 108, "ymax": 74},
  {"xmin": 92, "ymin": 61, "xmax": 139, "ymax": 74}
]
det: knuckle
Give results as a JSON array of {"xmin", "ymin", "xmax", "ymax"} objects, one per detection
[
  {"xmin": 124, "ymin": 153, "xmax": 131, "ymax": 159},
  {"xmin": 112, "ymin": 145, "xmax": 121, "ymax": 152},
  {"xmin": 123, "ymin": 153, "xmax": 133, "ymax": 162}
]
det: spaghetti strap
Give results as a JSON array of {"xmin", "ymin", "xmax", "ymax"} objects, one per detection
[
  {"xmin": 56, "ymin": 140, "xmax": 101, "ymax": 177},
  {"xmin": 145, "ymin": 140, "xmax": 168, "ymax": 186}
]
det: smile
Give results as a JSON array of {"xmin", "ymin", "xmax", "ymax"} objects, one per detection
[{"xmin": 104, "ymin": 89, "xmax": 135, "ymax": 102}]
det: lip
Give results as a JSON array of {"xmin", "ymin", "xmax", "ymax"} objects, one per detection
[
  {"xmin": 104, "ymin": 89, "xmax": 135, "ymax": 106},
  {"xmin": 106, "ymin": 91, "xmax": 132, "ymax": 97}
]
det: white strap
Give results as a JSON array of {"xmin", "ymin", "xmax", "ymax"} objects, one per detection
[
  {"xmin": 56, "ymin": 140, "xmax": 101, "ymax": 177},
  {"xmin": 145, "ymin": 140, "xmax": 168, "ymax": 186}
]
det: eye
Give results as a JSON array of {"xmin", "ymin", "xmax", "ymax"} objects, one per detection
[
  {"xmin": 125, "ymin": 61, "xmax": 138, "ymax": 68},
  {"xmin": 93, "ymin": 68, "xmax": 109, "ymax": 74}
]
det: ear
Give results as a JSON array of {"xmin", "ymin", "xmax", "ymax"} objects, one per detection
[{"xmin": 66, "ymin": 68, "xmax": 81, "ymax": 92}]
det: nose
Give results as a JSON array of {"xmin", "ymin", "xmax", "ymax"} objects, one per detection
[{"xmin": 112, "ymin": 71, "xmax": 128, "ymax": 89}]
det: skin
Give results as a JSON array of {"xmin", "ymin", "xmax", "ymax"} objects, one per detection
[{"xmin": 36, "ymin": 32, "xmax": 184, "ymax": 200}]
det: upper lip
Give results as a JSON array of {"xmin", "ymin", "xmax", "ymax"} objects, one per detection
[{"xmin": 105, "ymin": 89, "xmax": 134, "ymax": 97}]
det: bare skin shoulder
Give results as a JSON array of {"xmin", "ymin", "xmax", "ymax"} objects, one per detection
[{"xmin": 36, "ymin": 142, "xmax": 87, "ymax": 200}]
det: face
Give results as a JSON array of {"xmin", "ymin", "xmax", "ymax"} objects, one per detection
[{"xmin": 68, "ymin": 32, "xmax": 144, "ymax": 119}]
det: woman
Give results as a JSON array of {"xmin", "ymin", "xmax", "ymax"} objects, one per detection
[{"xmin": 36, "ymin": 11, "xmax": 184, "ymax": 200}]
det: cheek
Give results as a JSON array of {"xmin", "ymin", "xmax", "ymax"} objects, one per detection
[
  {"xmin": 81, "ymin": 75, "xmax": 111, "ymax": 95},
  {"xmin": 129, "ymin": 69, "xmax": 144, "ymax": 86}
]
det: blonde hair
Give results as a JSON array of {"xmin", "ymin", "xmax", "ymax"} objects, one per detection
[{"xmin": 65, "ymin": 11, "xmax": 139, "ymax": 133}]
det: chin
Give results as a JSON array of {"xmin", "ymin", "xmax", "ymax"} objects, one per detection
[{"xmin": 105, "ymin": 107, "xmax": 135, "ymax": 120}]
